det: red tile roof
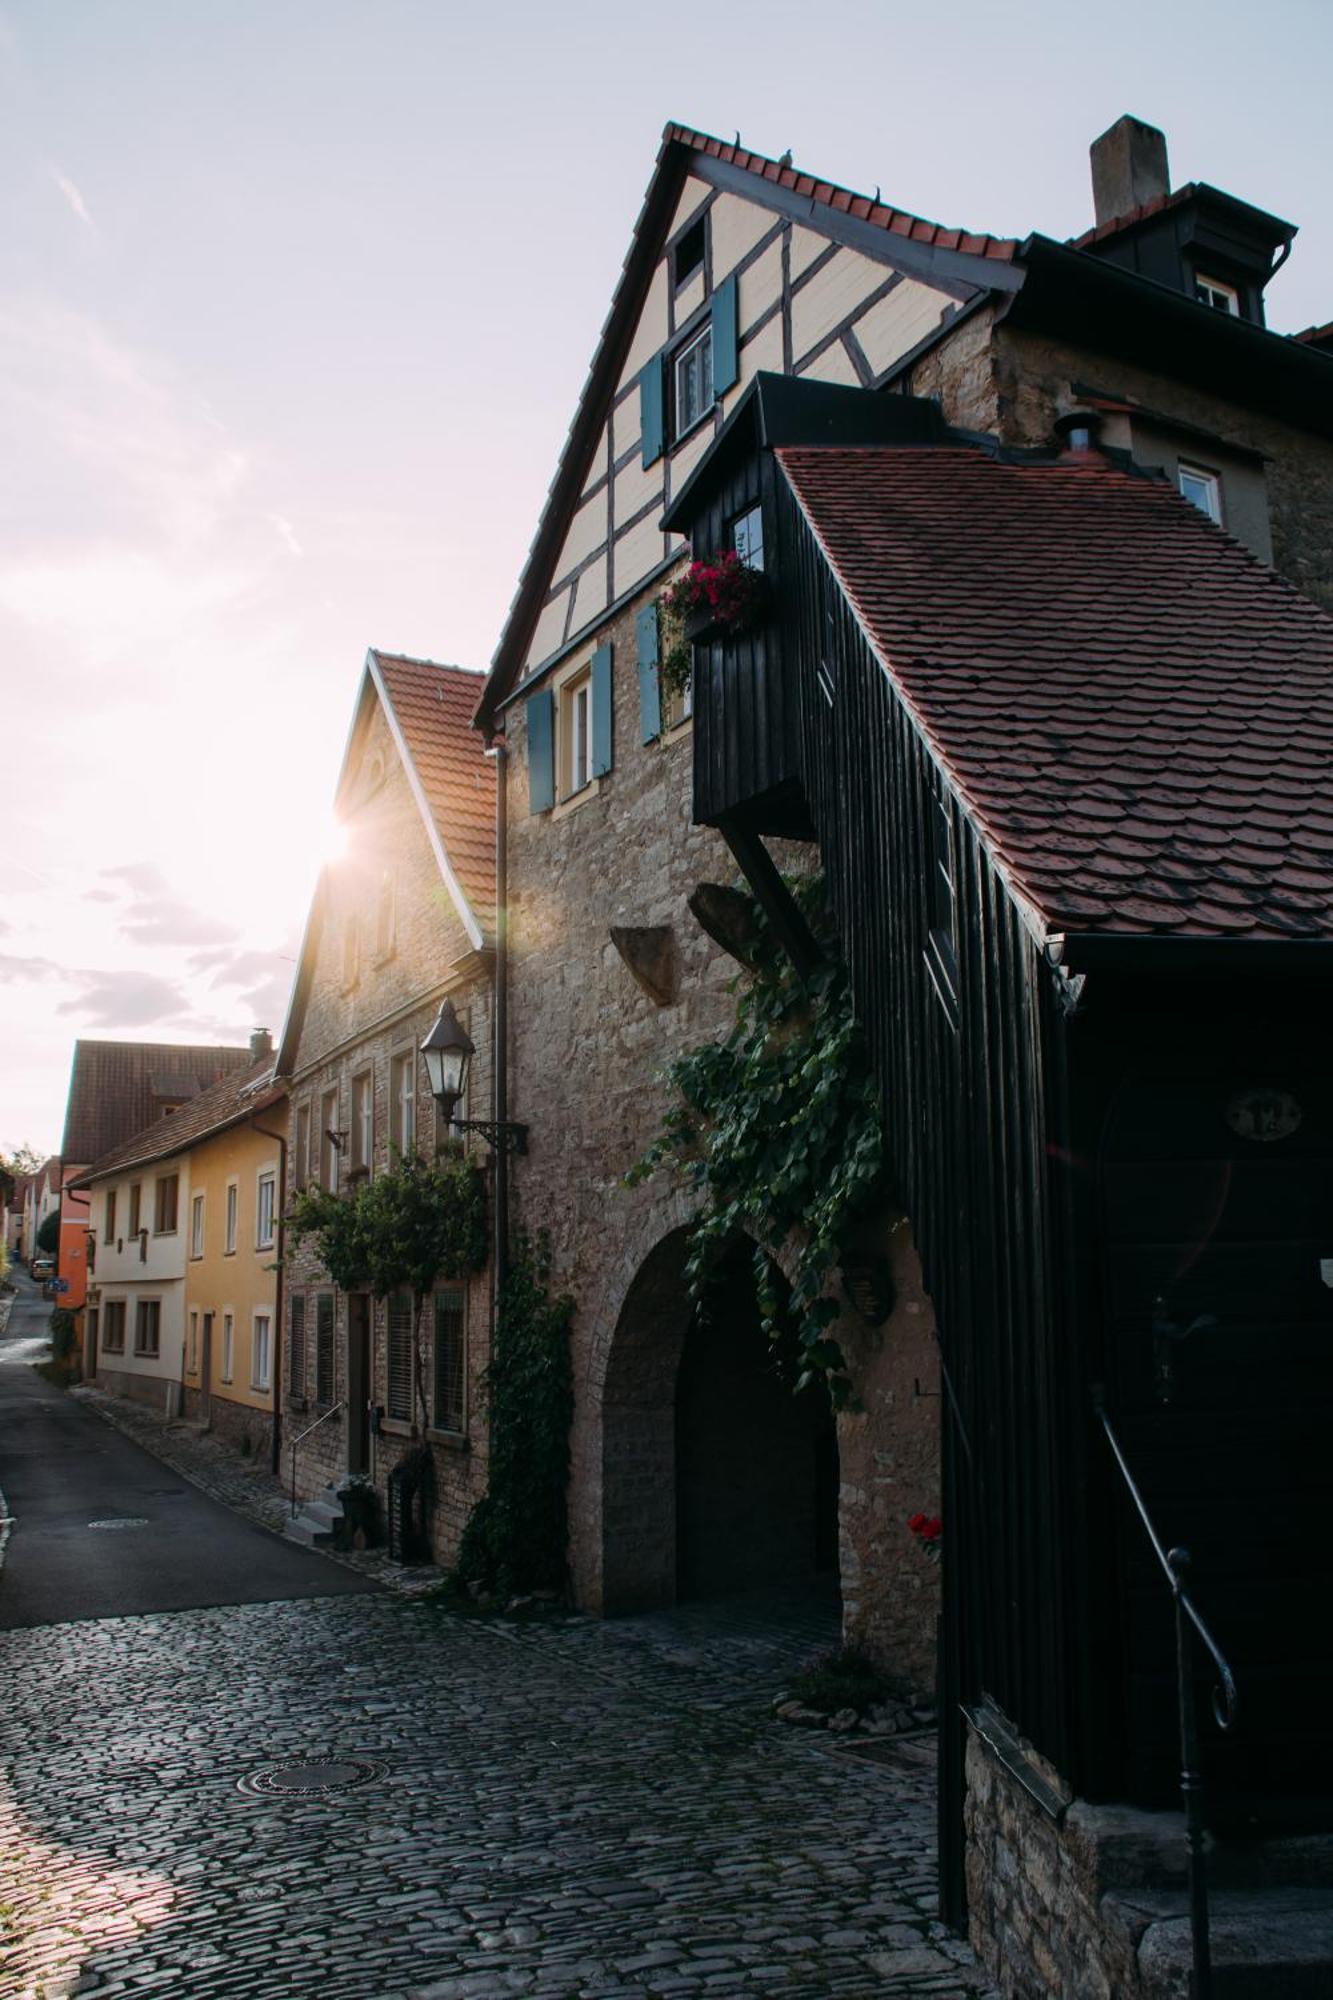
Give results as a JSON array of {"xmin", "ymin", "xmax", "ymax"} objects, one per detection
[
  {"xmin": 61, "ymin": 1039, "xmax": 254, "ymax": 1166},
  {"xmin": 1067, "ymin": 183, "xmax": 1198, "ymax": 251},
  {"xmin": 1294, "ymin": 320, "xmax": 1333, "ymax": 349},
  {"xmin": 778, "ymin": 444, "xmax": 1333, "ymax": 944},
  {"xmin": 70, "ymin": 1058, "xmax": 283, "ymax": 1187},
  {"xmin": 665, "ymin": 124, "xmax": 1019, "ymax": 264},
  {"xmin": 371, "ymin": 654, "xmax": 496, "ymax": 935}
]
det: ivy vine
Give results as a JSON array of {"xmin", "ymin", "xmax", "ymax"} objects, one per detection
[
  {"xmin": 628, "ymin": 876, "xmax": 882, "ymax": 1406},
  {"xmin": 455, "ymin": 1230, "xmax": 574, "ymax": 1598},
  {"xmin": 286, "ymin": 1145, "xmax": 487, "ymax": 1299}
]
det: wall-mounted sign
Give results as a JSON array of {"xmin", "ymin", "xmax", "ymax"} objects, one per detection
[{"xmin": 1226, "ymin": 1088, "xmax": 1302, "ymax": 1144}]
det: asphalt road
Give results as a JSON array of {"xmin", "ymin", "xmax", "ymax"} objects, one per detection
[{"xmin": 0, "ymin": 1270, "xmax": 373, "ymax": 1628}]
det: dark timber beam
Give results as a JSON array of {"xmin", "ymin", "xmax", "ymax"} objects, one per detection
[{"xmin": 718, "ymin": 820, "xmax": 823, "ymax": 982}]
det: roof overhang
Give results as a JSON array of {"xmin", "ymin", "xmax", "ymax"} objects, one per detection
[{"xmin": 1048, "ymin": 932, "xmax": 1333, "ymax": 976}]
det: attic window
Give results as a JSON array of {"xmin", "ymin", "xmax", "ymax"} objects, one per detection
[
  {"xmin": 1194, "ymin": 274, "xmax": 1239, "ymax": 316},
  {"xmin": 674, "ymin": 325, "xmax": 713, "ymax": 440},
  {"xmin": 1178, "ymin": 462, "xmax": 1223, "ymax": 525},
  {"xmin": 673, "ymin": 216, "xmax": 706, "ymax": 289}
]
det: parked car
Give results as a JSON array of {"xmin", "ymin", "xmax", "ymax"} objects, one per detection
[{"xmin": 30, "ymin": 1254, "xmax": 55, "ymax": 1281}]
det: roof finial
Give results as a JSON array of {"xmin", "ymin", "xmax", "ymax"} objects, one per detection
[
  {"xmin": 734, "ymin": 130, "xmax": 741, "ymax": 148},
  {"xmin": 874, "ymin": 185, "xmax": 881, "ymax": 204}
]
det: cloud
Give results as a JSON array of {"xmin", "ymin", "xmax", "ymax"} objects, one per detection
[
  {"xmin": 99, "ymin": 864, "xmax": 239, "ymax": 948},
  {"xmin": 0, "ymin": 951, "xmax": 63, "ymax": 984},
  {"xmin": 56, "ymin": 970, "xmax": 191, "ymax": 1028},
  {"xmin": 268, "ymin": 513, "xmax": 303, "ymax": 557},
  {"xmin": 51, "ymin": 169, "xmax": 94, "ymax": 229}
]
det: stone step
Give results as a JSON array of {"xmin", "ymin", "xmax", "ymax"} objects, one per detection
[
  {"xmin": 1129, "ymin": 1886, "xmax": 1333, "ymax": 1998},
  {"xmin": 303, "ymin": 1498, "xmax": 344, "ymax": 1531},
  {"xmin": 283, "ymin": 1514, "xmax": 333, "ymax": 1548}
]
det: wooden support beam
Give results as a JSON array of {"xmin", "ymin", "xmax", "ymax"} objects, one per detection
[{"xmin": 718, "ymin": 820, "xmax": 823, "ymax": 982}]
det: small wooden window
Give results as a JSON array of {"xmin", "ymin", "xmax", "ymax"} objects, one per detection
[
  {"xmin": 1194, "ymin": 274, "xmax": 1239, "ymax": 315},
  {"xmin": 387, "ymin": 1292, "xmax": 414, "ymax": 1422},
  {"xmin": 673, "ymin": 324, "xmax": 713, "ymax": 439},
  {"xmin": 128, "ymin": 1184, "xmax": 142, "ymax": 1236},
  {"xmin": 1178, "ymin": 463, "xmax": 1223, "ymax": 525},
  {"xmin": 559, "ymin": 668, "xmax": 593, "ymax": 799},
  {"xmin": 105, "ymin": 1190, "xmax": 117, "ymax": 1241},
  {"xmin": 134, "ymin": 1299, "xmax": 161, "ymax": 1357},
  {"xmin": 673, "ymin": 215, "xmax": 706, "ymax": 288},
  {"xmin": 190, "ymin": 1193, "xmax": 205, "ymax": 1259},
  {"xmin": 288, "ymin": 1293, "xmax": 306, "ymax": 1396},
  {"xmin": 432, "ymin": 1289, "xmax": 466, "ymax": 1435},
  {"xmin": 224, "ymin": 1181, "xmax": 238, "ymax": 1255},
  {"xmin": 731, "ymin": 502, "xmax": 765, "ymax": 572},
  {"xmin": 315, "ymin": 1293, "xmax": 335, "ymax": 1405},
  {"xmin": 390, "ymin": 1054, "xmax": 415, "ymax": 1160},
  {"xmin": 252, "ymin": 1313, "xmax": 272, "ymax": 1392},
  {"xmin": 103, "ymin": 1300, "xmax": 126, "ymax": 1352},
  {"xmin": 154, "ymin": 1174, "xmax": 179, "ymax": 1235},
  {"xmin": 351, "ymin": 1070, "xmax": 374, "ymax": 1175}
]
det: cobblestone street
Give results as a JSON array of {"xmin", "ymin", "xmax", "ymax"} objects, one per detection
[{"xmin": 1, "ymin": 1585, "xmax": 997, "ymax": 1999}]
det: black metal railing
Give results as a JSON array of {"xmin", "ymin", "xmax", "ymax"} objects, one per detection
[
  {"xmin": 289, "ymin": 1401, "xmax": 344, "ymax": 1516},
  {"xmin": 1093, "ymin": 1387, "xmax": 1238, "ymax": 2000}
]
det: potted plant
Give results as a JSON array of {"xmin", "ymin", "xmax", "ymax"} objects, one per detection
[{"xmin": 660, "ymin": 549, "xmax": 767, "ymax": 648}]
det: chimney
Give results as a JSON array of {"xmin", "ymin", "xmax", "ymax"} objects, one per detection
[
  {"xmin": 1090, "ymin": 115, "xmax": 1170, "ymax": 226},
  {"xmin": 249, "ymin": 1028, "xmax": 273, "ymax": 1061}
]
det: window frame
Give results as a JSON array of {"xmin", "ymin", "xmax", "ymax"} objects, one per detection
[
  {"xmin": 430, "ymin": 1286, "xmax": 467, "ymax": 1438},
  {"xmin": 672, "ymin": 321, "xmax": 715, "ymax": 442},
  {"xmin": 255, "ymin": 1170, "xmax": 277, "ymax": 1252},
  {"xmin": 187, "ymin": 1309, "xmax": 199, "ymax": 1375},
  {"xmin": 559, "ymin": 665, "xmax": 593, "ymax": 801},
  {"xmin": 315, "ymin": 1292, "xmax": 335, "ymax": 1406},
  {"xmin": 221, "ymin": 1310, "xmax": 235, "ymax": 1384},
  {"xmin": 103, "ymin": 1298, "xmax": 126, "ymax": 1353},
  {"xmin": 153, "ymin": 1173, "xmax": 179, "ymax": 1236},
  {"xmin": 319, "ymin": 1088, "xmax": 341, "ymax": 1193},
  {"xmin": 288, "ymin": 1293, "xmax": 306, "ymax": 1399},
  {"xmin": 1178, "ymin": 461, "xmax": 1224, "ymax": 525},
  {"xmin": 133, "ymin": 1298, "xmax": 161, "ymax": 1358},
  {"xmin": 104, "ymin": 1189, "xmax": 117, "ymax": 1243},
  {"xmin": 128, "ymin": 1183, "xmax": 142, "ymax": 1237},
  {"xmin": 386, "ymin": 1291, "xmax": 415, "ymax": 1423},
  {"xmin": 389, "ymin": 1051, "xmax": 416, "ymax": 1160},
  {"xmin": 1194, "ymin": 273, "xmax": 1240, "ymax": 316},
  {"xmin": 251, "ymin": 1311, "xmax": 272, "ymax": 1393},
  {"xmin": 189, "ymin": 1191, "xmax": 205, "ymax": 1261},
  {"xmin": 224, "ymin": 1178, "xmax": 238, "ymax": 1256},
  {"xmin": 350, "ymin": 1069, "xmax": 374, "ymax": 1177},
  {"xmin": 293, "ymin": 1102, "xmax": 311, "ymax": 1191},
  {"xmin": 672, "ymin": 212, "xmax": 707, "ymax": 292}
]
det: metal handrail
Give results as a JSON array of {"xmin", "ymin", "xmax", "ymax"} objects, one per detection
[
  {"xmin": 1093, "ymin": 1387, "xmax": 1238, "ymax": 2000},
  {"xmin": 289, "ymin": 1401, "xmax": 344, "ymax": 1516}
]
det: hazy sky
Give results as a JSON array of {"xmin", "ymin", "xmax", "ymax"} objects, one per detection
[{"xmin": 3, "ymin": 0, "xmax": 1331, "ymax": 1154}]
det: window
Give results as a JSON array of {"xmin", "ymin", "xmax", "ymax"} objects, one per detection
[
  {"xmin": 221, "ymin": 1312, "xmax": 235, "ymax": 1384},
  {"xmin": 256, "ymin": 1171, "xmax": 276, "ymax": 1250},
  {"xmin": 342, "ymin": 913, "xmax": 360, "ymax": 990},
  {"xmin": 387, "ymin": 1292, "xmax": 414, "ymax": 1422},
  {"xmin": 560, "ymin": 667, "xmax": 593, "ymax": 799},
  {"xmin": 104, "ymin": 1190, "xmax": 117, "ymax": 1242},
  {"xmin": 315, "ymin": 1293, "xmax": 335, "ymax": 1404},
  {"xmin": 153, "ymin": 1174, "xmax": 179, "ymax": 1235},
  {"xmin": 319, "ymin": 1089, "xmax": 340, "ymax": 1192},
  {"xmin": 190, "ymin": 1193, "xmax": 205, "ymax": 1260},
  {"xmin": 224, "ymin": 1180, "xmax": 238, "ymax": 1255},
  {"xmin": 293, "ymin": 1102, "xmax": 311, "ymax": 1191},
  {"xmin": 674, "ymin": 323, "xmax": 713, "ymax": 439},
  {"xmin": 1178, "ymin": 462, "xmax": 1223, "ymax": 525},
  {"xmin": 1195, "ymin": 274, "xmax": 1239, "ymax": 315},
  {"xmin": 103, "ymin": 1299, "xmax": 126, "ymax": 1353},
  {"xmin": 673, "ymin": 214, "xmax": 706, "ymax": 288},
  {"xmin": 374, "ymin": 872, "xmax": 396, "ymax": 960},
  {"xmin": 288, "ymin": 1294, "xmax": 306, "ymax": 1397},
  {"xmin": 252, "ymin": 1312, "xmax": 272, "ymax": 1392},
  {"xmin": 732, "ymin": 502, "xmax": 765, "ymax": 572},
  {"xmin": 134, "ymin": 1299, "xmax": 161, "ymax": 1357},
  {"xmin": 128, "ymin": 1183, "xmax": 142, "ymax": 1236},
  {"xmin": 390, "ymin": 1053, "xmax": 416, "ymax": 1159},
  {"xmin": 432, "ymin": 1288, "xmax": 466, "ymax": 1435},
  {"xmin": 662, "ymin": 661, "xmax": 693, "ymax": 734},
  {"xmin": 188, "ymin": 1310, "xmax": 198, "ymax": 1375},
  {"xmin": 351, "ymin": 1070, "xmax": 373, "ymax": 1176}
]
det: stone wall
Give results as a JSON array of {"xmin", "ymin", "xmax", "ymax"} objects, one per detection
[{"xmin": 97, "ymin": 1364, "xmax": 176, "ymax": 1418}]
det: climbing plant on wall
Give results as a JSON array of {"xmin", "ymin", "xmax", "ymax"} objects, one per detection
[
  {"xmin": 286, "ymin": 1146, "xmax": 487, "ymax": 1298},
  {"xmin": 455, "ymin": 1230, "xmax": 574, "ymax": 1599},
  {"xmin": 628, "ymin": 876, "xmax": 883, "ymax": 1407}
]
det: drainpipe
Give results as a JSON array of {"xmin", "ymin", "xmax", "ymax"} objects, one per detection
[
  {"xmin": 492, "ymin": 736, "xmax": 510, "ymax": 1308},
  {"xmin": 249, "ymin": 1108, "xmax": 288, "ymax": 1475}
]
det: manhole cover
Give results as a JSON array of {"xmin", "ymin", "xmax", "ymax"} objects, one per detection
[
  {"xmin": 88, "ymin": 1517, "xmax": 150, "ymax": 1530},
  {"xmin": 237, "ymin": 1757, "xmax": 385, "ymax": 1798}
]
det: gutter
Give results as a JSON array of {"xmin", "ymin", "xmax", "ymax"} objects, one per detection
[
  {"xmin": 492, "ymin": 740, "xmax": 510, "ymax": 1303},
  {"xmin": 1047, "ymin": 932, "xmax": 1333, "ymax": 976}
]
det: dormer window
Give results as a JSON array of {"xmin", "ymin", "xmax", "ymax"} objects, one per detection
[
  {"xmin": 1194, "ymin": 274, "xmax": 1239, "ymax": 316},
  {"xmin": 674, "ymin": 325, "xmax": 714, "ymax": 440},
  {"xmin": 1178, "ymin": 462, "xmax": 1223, "ymax": 525}
]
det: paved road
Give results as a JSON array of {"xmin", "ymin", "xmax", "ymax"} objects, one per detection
[{"xmin": 0, "ymin": 1272, "xmax": 372, "ymax": 1627}]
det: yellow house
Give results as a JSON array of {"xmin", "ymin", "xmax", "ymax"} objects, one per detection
[{"xmin": 177, "ymin": 1049, "xmax": 287, "ymax": 1462}]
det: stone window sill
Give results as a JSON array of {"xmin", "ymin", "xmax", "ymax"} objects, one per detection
[
  {"xmin": 379, "ymin": 1416, "xmax": 415, "ymax": 1439},
  {"xmin": 426, "ymin": 1427, "xmax": 470, "ymax": 1453},
  {"xmin": 552, "ymin": 776, "xmax": 603, "ymax": 820}
]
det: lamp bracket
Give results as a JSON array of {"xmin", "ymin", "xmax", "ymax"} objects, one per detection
[{"xmin": 452, "ymin": 1117, "xmax": 529, "ymax": 1157}]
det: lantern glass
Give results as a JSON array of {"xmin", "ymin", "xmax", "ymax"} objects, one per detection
[{"xmin": 420, "ymin": 999, "xmax": 474, "ymax": 1114}]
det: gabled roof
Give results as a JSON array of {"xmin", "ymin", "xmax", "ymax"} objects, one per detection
[
  {"xmin": 70, "ymin": 1058, "xmax": 283, "ymax": 1189},
  {"xmin": 474, "ymin": 123, "xmax": 1017, "ymax": 737},
  {"xmin": 779, "ymin": 442, "xmax": 1333, "ymax": 946},
  {"xmin": 1067, "ymin": 180, "xmax": 1295, "ymax": 257},
  {"xmin": 275, "ymin": 652, "xmax": 495, "ymax": 1079},
  {"xmin": 61, "ymin": 1040, "xmax": 253, "ymax": 1165}
]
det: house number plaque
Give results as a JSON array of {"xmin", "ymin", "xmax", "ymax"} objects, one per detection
[{"xmin": 1225, "ymin": 1088, "xmax": 1301, "ymax": 1143}]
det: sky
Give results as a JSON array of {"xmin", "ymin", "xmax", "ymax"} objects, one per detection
[{"xmin": 3, "ymin": 0, "xmax": 1331, "ymax": 1155}]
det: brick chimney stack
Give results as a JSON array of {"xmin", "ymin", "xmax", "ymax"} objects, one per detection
[
  {"xmin": 1090, "ymin": 114, "xmax": 1170, "ymax": 226},
  {"xmin": 249, "ymin": 1028, "xmax": 273, "ymax": 1060}
]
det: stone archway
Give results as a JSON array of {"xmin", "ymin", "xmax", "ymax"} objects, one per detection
[{"xmin": 599, "ymin": 1229, "xmax": 838, "ymax": 1614}]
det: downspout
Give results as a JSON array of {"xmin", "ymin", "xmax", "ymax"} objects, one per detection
[
  {"xmin": 249, "ymin": 1111, "xmax": 288, "ymax": 1475},
  {"xmin": 492, "ymin": 737, "xmax": 510, "ymax": 1306}
]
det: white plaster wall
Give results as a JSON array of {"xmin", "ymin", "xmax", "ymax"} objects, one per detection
[
  {"xmin": 792, "ymin": 246, "xmax": 893, "ymax": 362},
  {"xmin": 711, "ymin": 190, "xmax": 778, "ymax": 279},
  {"xmin": 853, "ymin": 278, "xmax": 952, "ymax": 378}
]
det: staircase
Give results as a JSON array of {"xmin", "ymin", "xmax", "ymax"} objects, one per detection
[{"xmin": 284, "ymin": 1485, "xmax": 344, "ymax": 1549}]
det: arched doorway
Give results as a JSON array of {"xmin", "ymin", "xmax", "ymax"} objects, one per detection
[{"xmin": 601, "ymin": 1229, "xmax": 838, "ymax": 1612}]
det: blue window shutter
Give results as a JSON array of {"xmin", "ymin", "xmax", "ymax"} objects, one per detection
[
  {"xmin": 636, "ymin": 605, "xmax": 662, "ymax": 744},
  {"xmin": 639, "ymin": 352, "xmax": 665, "ymax": 467},
  {"xmin": 591, "ymin": 644, "xmax": 613, "ymax": 777},
  {"xmin": 712, "ymin": 274, "xmax": 739, "ymax": 396},
  {"xmin": 526, "ymin": 688, "xmax": 554, "ymax": 813}
]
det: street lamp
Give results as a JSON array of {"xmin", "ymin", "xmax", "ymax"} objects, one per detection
[{"xmin": 419, "ymin": 998, "xmax": 528, "ymax": 1155}]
